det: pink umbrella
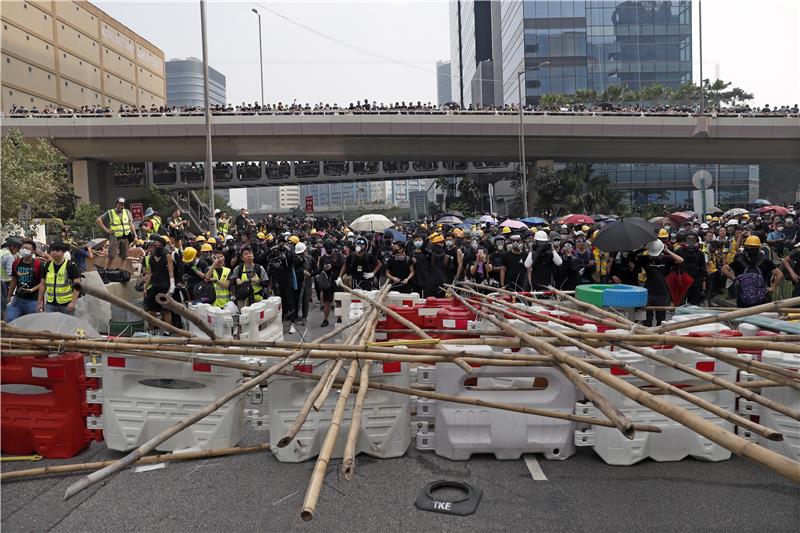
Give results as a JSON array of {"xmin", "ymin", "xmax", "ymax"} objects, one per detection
[
  {"xmin": 560, "ymin": 214, "xmax": 595, "ymax": 225},
  {"xmin": 500, "ymin": 219, "xmax": 528, "ymax": 229},
  {"xmin": 669, "ymin": 211, "xmax": 695, "ymax": 225},
  {"xmin": 759, "ymin": 205, "xmax": 790, "ymax": 216}
]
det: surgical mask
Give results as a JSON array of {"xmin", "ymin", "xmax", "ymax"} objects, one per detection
[
  {"xmin": 19, "ymin": 248, "xmax": 32, "ymax": 258},
  {"xmin": 778, "ymin": 227, "xmax": 785, "ymax": 232},
  {"xmin": 414, "ymin": 240, "xmax": 423, "ymax": 248},
  {"xmin": 355, "ymin": 245, "xmax": 363, "ymax": 253},
  {"xmin": 496, "ymin": 243, "xmax": 505, "ymax": 251},
  {"xmin": 470, "ymin": 241, "xmax": 478, "ymax": 249},
  {"xmin": 786, "ymin": 219, "xmax": 794, "ymax": 225},
  {"xmin": 445, "ymin": 240, "xmax": 453, "ymax": 247}
]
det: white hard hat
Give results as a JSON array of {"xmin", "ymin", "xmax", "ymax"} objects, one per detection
[
  {"xmin": 700, "ymin": 223, "xmax": 709, "ymax": 229},
  {"xmin": 294, "ymin": 242, "xmax": 307, "ymax": 254},
  {"xmin": 647, "ymin": 239, "xmax": 665, "ymax": 256},
  {"xmin": 534, "ymin": 230, "xmax": 549, "ymax": 242},
  {"xmin": 726, "ymin": 219, "xmax": 739, "ymax": 226}
]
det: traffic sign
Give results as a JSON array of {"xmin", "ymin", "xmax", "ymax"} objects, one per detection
[
  {"xmin": 130, "ymin": 202, "xmax": 144, "ymax": 221},
  {"xmin": 692, "ymin": 170, "xmax": 713, "ymax": 190},
  {"xmin": 304, "ymin": 195, "xmax": 314, "ymax": 214}
]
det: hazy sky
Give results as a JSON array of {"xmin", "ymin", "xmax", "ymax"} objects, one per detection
[{"xmin": 94, "ymin": 0, "xmax": 799, "ymax": 106}]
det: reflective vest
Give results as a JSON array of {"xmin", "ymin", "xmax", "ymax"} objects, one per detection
[
  {"xmin": 241, "ymin": 268, "xmax": 263, "ymax": 301},
  {"xmin": 108, "ymin": 208, "xmax": 130, "ymax": 237},
  {"xmin": 45, "ymin": 261, "xmax": 73, "ymax": 304},
  {"xmin": 218, "ymin": 219, "xmax": 229, "ymax": 235},
  {"xmin": 0, "ymin": 248, "xmax": 11, "ymax": 282},
  {"xmin": 212, "ymin": 267, "xmax": 231, "ymax": 307},
  {"xmin": 151, "ymin": 215, "xmax": 162, "ymax": 234}
]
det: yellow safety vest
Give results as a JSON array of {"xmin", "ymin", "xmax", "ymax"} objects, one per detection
[
  {"xmin": 151, "ymin": 215, "xmax": 162, "ymax": 234},
  {"xmin": 108, "ymin": 209, "xmax": 130, "ymax": 237},
  {"xmin": 212, "ymin": 267, "xmax": 231, "ymax": 307},
  {"xmin": 241, "ymin": 268, "xmax": 263, "ymax": 301},
  {"xmin": 218, "ymin": 220, "xmax": 229, "ymax": 235},
  {"xmin": 45, "ymin": 261, "xmax": 73, "ymax": 304}
]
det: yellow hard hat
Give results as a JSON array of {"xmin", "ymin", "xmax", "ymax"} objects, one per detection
[
  {"xmin": 744, "ymin": 235, "xmax": 761, "ymax": 247},
  {"xmin": 705, "ymin": 215, "xmax": 712, "ymax": 221},
  {"xmin": 182, "ymin": 247, "xmax": 197, "ymax": 263},
  {"xmin": 501, "ymin": 226, "xmax": 511, "ymax": 234},
  {"xmin": 420, "ymin": 223, "xmax": 428, "ymax": 230},
  {"xmin": 581, "ymin": 225, "xmax": 591, "ymax": 232},
  {"xmin": 257, "ymin": 232, "xmax": 266, "ymax": 240},
  {"xmin": 194, "ymin": 235, "xmax": 206, "ymax": 243},
  {"xmin": 742, "ymin": 213, "xmax": 750, "ymax": 220},
  {"xmin": 310, "ymin": 228, "xmax": 317, "ymax": 234},
  {"xmin": 658, "ymin": 228, "xmax": 669, "ymax": 238},
  {"xmin": 451, "ymin": 228, "xmax": 464, "ymax": 238},
  {"xmin": 529, "ymin": 226, "xmax": 537, "ymax": 233},
  {"xmin": 289, "ymin": 235, "xmax": 300, "ymax": 244},
  {"xmin": 200, "ymin": 243, "xmax": 213, "ymax": 252},
  {"xmin": 712, "ymin": 217, "xmax": 720, "ymax": 222},
  {"xmin": 591, "ymin": 230, "xmax": 599, "ymax": 240},
  {"xmin": 206, "ymin": 237, "xmax": 217, "ymax": 244},
  {"xmin": 430, "ymin": 233, "xmax": 444, "ymax": 244},
  {"xmin": 267, "ymin": 233, "xmax": 274, "ymax": 241}
]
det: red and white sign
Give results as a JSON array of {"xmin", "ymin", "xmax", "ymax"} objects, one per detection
[
  {"xmin": 304, "ymin": 195, "xmax": 314, "ymax": 214},
  {"xmin": 130, "ymin": 202, "xmax": 144, "ymax": 221}
]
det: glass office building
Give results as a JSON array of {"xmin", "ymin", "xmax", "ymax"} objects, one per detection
[{"xmin": 165, "ymin": 58, "xmax": 226, "ymax": 108}]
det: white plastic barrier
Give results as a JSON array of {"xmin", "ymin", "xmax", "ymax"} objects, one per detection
[
  {"xmin": 575, "ymin": 346, "xmax": 737, "ymax": 465},
  {"xmin": 659, "ymin": 313, "xmax": 728, "ymax": 335},
  {"xmin": 741, "ymin": 350, "xmax": 800, "ymax": 461},
  {"xmin": 334, "ymin": 290, "xmax": 422, "ymax": 320},
  {"xmin": 418, "ymin": 345, "xmax": 579, "ymax": 460},
  {"xmin": 239, "ymin": 296, "xmax": 283, "ymax": 342},
  {"xmin": 268, "ymin": 359, "xmax": 411, "ymax": 463},
  {"xmin": 99, "ymin": 350, "xmax": 244, "ymax": 452},
  {"xmin": 187, "ymin": 303, "xmax": 212, "ymax": 338}
]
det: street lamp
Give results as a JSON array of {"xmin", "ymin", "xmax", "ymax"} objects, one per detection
[
  {"xmin": 251, "ymin": 8, "xmax": 265, "ymax": 106},
  {"xmin": 517, "ymin": 61, "xmax": 550, "ymax": 218}
]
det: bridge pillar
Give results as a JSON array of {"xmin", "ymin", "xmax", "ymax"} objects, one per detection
[{"xmin": 72, "ymin": 160, "xmax": 112, "ymax": 207}]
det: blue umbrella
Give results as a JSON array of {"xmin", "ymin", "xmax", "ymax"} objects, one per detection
[
  {"xmin": 521, "ymin": 217, "xmax": 547, "ymax": 226},
  {"xmin": 384, "ymin": 228, "xmax": 406, "ymax": 242},
  {"xmin": 463, "ymin": 217, "xmax": 478, "ymax": 225}
]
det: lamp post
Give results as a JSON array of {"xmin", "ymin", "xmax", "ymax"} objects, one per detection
[
  {"xmin": 517, "ymin": 61, "xmax": 550, "ymax": 218},
  {"xmin": 251, "ymin": 8, "xmax": 265, "ymax": 106},
  {"xmin": 698, "ymin": 0, "xmax": 704, "ymax": 115},
  {"xmin": 200, "ymin": 0, "xmax": 216, "ymax": 236}
]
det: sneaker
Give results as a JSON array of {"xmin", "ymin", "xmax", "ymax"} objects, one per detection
[
  {"xmin": 320, "ymin": 319, "xmax": 329, "ymax": 327},
  {"xmin": 288, "ymin": 324, "xmax": 297, "ymax": 335},
  {"xmin": 299, "ymin": 317, "xmax": 307, "ymax": 326}
]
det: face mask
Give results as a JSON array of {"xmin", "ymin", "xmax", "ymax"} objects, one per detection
[
  {"xmin": 154, "ymin": 246, "xmax": 164, "ymax": 257},
  {"xmin": 746, "ymin": 247, "xmax": 760, "ymax": 260},
  {"xmin": 778, "ymin": 227, "xmax": 785, "ymax": 232},
  {"xmin": 324, "ymin": 246, "xmax": 333, "ymax": 253},
  {"xmin": 512, "ymin": 243, "xmax": 521, "ymax": 250},
  {"xmin": 445, "ymin": 240, "xmax": 453, "ymax": 247},
  {"xmin": 664, "ymin": 225, "xmax": 671, "ymax": 231},
  {"xmin": 470, "ymin": 241, "xmax": 478, "ymax": 249},
  {"xmin": 19, "ymin": 248, "xmax": 32, "ymax": 258},
  {"xmin": 355, "ymin": 245, "xmax": 362, "ymax": 253},
  {"xmin": 414, "ymin": 240, "xmax": 423, "ymax": 249},
  {"xmin": 496, "ymin": 243, "xmax": 505, "ymax": 251},
  {"xmin": 787, "ymin": 220, "xmax": 794, "ymax": 226}
]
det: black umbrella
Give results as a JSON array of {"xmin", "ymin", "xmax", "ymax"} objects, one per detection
[
  {"xmin": 592, "ymin": 217, "xmax": 660, "ymax": 253},
  {"xmin": 442, "ymin": 211, "xmax": 465, "ymax": 219}
]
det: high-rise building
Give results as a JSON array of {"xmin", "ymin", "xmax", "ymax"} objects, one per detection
[
  {"xmin": 246, "ymin": 185, "xmax": 300, "ymax": 213},
  {"xmin": 436, "ymin": 60, "xmax": 452, "ymax": 106},
  {"xmin": 165, "ymin": 57, "xmax": 226, "ymax": 108},
  {"xmin": 449, "ymin": 1, "xmax": 503, "ymax": 107},
  {"xmin": 1, "ymin": 0, "xmax": 166, "ymax": 111}
]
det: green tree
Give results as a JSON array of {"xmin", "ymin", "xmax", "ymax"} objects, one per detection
[
  {"xmin": 1, "ymin": 128, "xmax": 72, "ymax": 223},
  {"xmin": 65, "ymin": 203, "xmax": 102, "ymax": 241},
  {"xmin": 704, "ymin": 78, "xmax": 733, "ymax": 108},
  {"xmin": 640, "ymin": 82, "xmax": 671, "ymax": 106},
  {"xmin": 574, "ymin": 88, "xmax": 598, "ymax": 106},
  {"xmin": 539, "ymin": 93, "xmax": 567, "ymax": 110},
  {"xmin": 146, "ymin": 187, "xmax": 174, "ymax": 215},
  {"xmin": 534, "ymin": 163, "xmax": 624, "ymax": 217},
  {"xmin": 726, "ymin": 87, "xmax": 754, "ymax": 106},
  {"xmin": 620, "ymin": 85, "xmax": 639, "ymax": 105},
  {"xmin": 600, "ymin": 84, "xmax": 624, "ymax": 102},
  {"xmin": 672, "ymin": 81, "xmax": 700, "ymax": 105}
]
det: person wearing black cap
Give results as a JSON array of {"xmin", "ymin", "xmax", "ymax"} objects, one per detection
[
  {"xmin": 37, "ymin": 241, "xmax": 82, "ymax": 314},
  {"xmin": 96, "ymin": 197, "xmax": 137, "ymax": 269}
]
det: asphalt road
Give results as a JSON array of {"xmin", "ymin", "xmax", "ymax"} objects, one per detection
[{"xmin": 2, "ymin": 307, "xmax": 799, "ymax": 532}]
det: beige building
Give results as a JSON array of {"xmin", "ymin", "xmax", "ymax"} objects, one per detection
[
  {"xmin": 1, "ymin": 0, "xmax": 165, "ymax": 111},
  {"xmin": 278, "ymin": 185, "xmax": 300, "ymax": 211}
]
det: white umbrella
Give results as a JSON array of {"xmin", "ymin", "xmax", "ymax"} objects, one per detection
[{"xmin": 349, "ymin": 214, "xmax": 394, "ymax": 232}]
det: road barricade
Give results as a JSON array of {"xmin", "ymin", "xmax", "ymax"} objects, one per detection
[{"xmin": 239, "ymin": 296, "xmax": 283, "ymax": 342}]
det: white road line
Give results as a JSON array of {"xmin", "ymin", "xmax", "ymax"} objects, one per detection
[{"xmin": 524, "ymin": 455, "xmax": 548, "ymax": 481}]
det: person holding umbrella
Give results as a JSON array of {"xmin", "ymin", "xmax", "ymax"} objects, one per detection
[{"xmin": 636, "ymin": 240, "xmax": 684, "ymax": 326}]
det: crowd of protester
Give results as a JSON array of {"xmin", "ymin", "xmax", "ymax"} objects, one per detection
[
  {"xmin": 6, "ymin": 101, "xmax": 799, "ymax": 118},
  {"xmin": 4, "ymin": 199, "xmax": 798, "ymax": 331}
]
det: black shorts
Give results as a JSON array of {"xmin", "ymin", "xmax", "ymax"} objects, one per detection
[
  {"xmin": 144, "ymin": 286, "xmax": 169, "ymax": 312},
  {"xmin": 321, "ymin": 287, "xmax": 335, "ymax": 303}
]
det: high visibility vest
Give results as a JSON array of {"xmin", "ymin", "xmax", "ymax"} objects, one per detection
[
  {"xmin": 241, "ymin": 268, "xmax": 263, "ymax": 302},
  {"xmin": 108, "ymin": 209, "xmax": 130, "ymax": 237},
  {"xmin": 212, "ymin": 267, "xmax": 231, "ymax": 307},
  {"xmin": 45, "ymin": 261, "xmax": 73, "ymax": 304},
  {"xmin": 218, "ymin": 220, "xmax": 229, "ymax": 235},
  {"xmin": 0, "ymin": 248, "xmax": 11, "ymax": 282},
  {"xmin": 151, "ymin": 215, "xmax": 162, "ymax": 234}
]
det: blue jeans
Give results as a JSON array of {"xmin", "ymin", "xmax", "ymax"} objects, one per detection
[
  {"xmin": 0, "ymin": 281, "xmax": 9, "ymax": 318},
  {"xmin": 45, "ymin": 302, "xmax": 74, "ymax": 315},
  {"xmin": 5, "ymin": 297, "xmax": 39, "ymax": 322}
]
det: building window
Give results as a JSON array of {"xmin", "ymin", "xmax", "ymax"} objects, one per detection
[
  {"xmin": 65, "ymin": 81, "xmax": 68, "ymax": 86},
  {"xmin": 45, "ymin": 45, "xmax": 49, "ymax": 49},
  {"xmin": 63, "ymin": 53, "xmax": 66, "ymax": 58},
  {"xmin": 26, "ymin": 35, "xmax": 30, "ymax": 40},
  {"xmin": 8, "ymin": 90, "xmax": 12, "ymax": 95},
  {"xmin": 47, "ymin": 74, "xmax": 51, "ymax": 79},
  {"xmin": 28, "ymin": 66, "xmax": 32, "ymax": 72},
  {"xmin": 62, "ymin": 25, "xmax": 65, "ymax": 29},
  {"xmin": 5, "ymin": 58, "xmax": 9, "ymax": 63},
  {"xmin": 79, "ymin": 60, "xmax": 82, "ymax": 65},
  {"xmin": 81, "ymin": 87, "xmax": 84, "ymax": 92}
]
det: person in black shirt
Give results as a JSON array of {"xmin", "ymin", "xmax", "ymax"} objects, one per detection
[
  {"xmin": 142, "ymin": 236, "xmax": 175, "ymax": 328},
  {"xmin": 501, "ymin": 235, "xmax": 531, "ymax": 291},
  {"xmin": 782, "ymin": 244, "xmax": 800, "ymax": 297},
  {"xmin": 721, "ymin": 236, "xmax": 783, "ymax": 307},
  {"xmin": 38, "ymin": 241, "xmax": 81, "ymax": 314},
  {"xmin": 409, "ymin": 235, "xmax": 431, "ymax": 297},
  {"xmin": 677, "ymin": 233, "xmax": 708, "ymax": 305},
  {"xmin": 6, "ymin": 240, "xmax": 46, "ymax": 321},
  {"xmin": 317, "ymin": 241, "xmax": 344, "ymax": 326},
  {"xmin": 488, "ymin": 236, "xmax": 506, "ymax": 287},
  {"xmin": 609, "ymin": 252, "xmax": 639, "ymax": 285},
  {"xmin": 636, "ymin": 240, "xmax": 684, "ymax": 326},
  {"xmin": 385, "ymin": 242, "xmax": 415, "ymax": 293},
  {"xmin": 339, "ymin": 237, "xmax": 380, "ymax": 290}
]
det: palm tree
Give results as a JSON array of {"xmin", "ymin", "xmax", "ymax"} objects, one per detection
[
  {"xmin": 704, "ymin": 78, "xmax": 732, "ymax": 108},
  {"xmin": 536, "ymin": 163, "xmax": 624, "ymax": 216},
  {"xmin": 726, "ymin": 87, "xmax": 754, "ymax": 106}
]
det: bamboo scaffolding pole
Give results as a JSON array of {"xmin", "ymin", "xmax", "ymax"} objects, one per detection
[
  {"xmin": 301, "ymin": 284, "xmax": 388, "ymax": 521},
  {"xmin": 448, "ymin": 288, "xmax": 636, "ymax": 440},
  {"xmin": 338, "ymin": 282, "xmax": 474, "ymax": 375},
  {"xmin": 74, "ymin": 282, "xmax": 194, "ymax": 338},
  {"xmin": 342, "ymin": 359, "xmax": 371, "ymax": 479},
  {"xmin": 155, "ymin": 293, "xmax": 216, "ymax": 339},
  {"xmin": 277, "ymin": 360, "xmax": 338, "ymax": 447},
  {"xmin": 653, "ymin": 295, "xmax": 800, "ymax": 334},
  {"xmin": 1, "ymin": 444, "xmax": 269, "ymax": 482},
  {"xmin": 62, "ymin": 319, "xmax": 357, "ymax": 500},
  {"xmin": 648, "ymin": 379, "xmax": 782, "ymax": 394},
  {"xmin": 449, "ymin": 288, "xmax": 800, "ymax": 483}
]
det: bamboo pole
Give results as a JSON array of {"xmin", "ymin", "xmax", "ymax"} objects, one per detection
[
  {"xmin": 653, "ymin": 295, "xmax": 800, "ymax": 334},
  {"xmin": 648, "ymin": 379, "xmax": 782, "ymax": 394},
  {"xmin": 62, "ymin": 319, "xmax": 357, "ymax": 500},
  {"xmin": 449, "ymin": 288, "xmax": 636, "ymax": 439},
  {"xmin": 277, "ymin": 360, "xmax": 338, "ymax": 447},
  {"xmin": 155, "ymin": 293, "xmax": 216, "ymax": 339},
  {"xmin": 450, "ymin": 288, "xmax": 800, "ymax": 483},
  {"xmin": 338, "ymin": 282, "xmax": 474, "ymax": 374},
  {"xmin": 342, "ymin": 360, "xmax": 371, "ymax": 479},
  {"xmin": 1, "ymin": 444, "xmax": 269, "ymax": 482},
  {"xmin": 301, "ymin": 284, "xmax": 388, "ymax": 521},
  {"xmin": 74, "ymin": 282, "xmax": 194, "ymax": 338}
]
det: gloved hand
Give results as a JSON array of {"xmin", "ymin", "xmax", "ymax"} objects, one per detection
[
  {"xmin": 336, "ymin": 277, "xmax": 343, "ymax": 286},
  {"xmin": 364, "ymin": 272, "xmax": 374, "ymax": 279},
  {"xmin": 168, "ymin": 279, "xmax": 175, "ymax": 295}
]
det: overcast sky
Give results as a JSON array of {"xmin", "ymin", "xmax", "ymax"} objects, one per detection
[{"xmin": 95, "ymin": 0, "xmax": 799, "ymax": 108}]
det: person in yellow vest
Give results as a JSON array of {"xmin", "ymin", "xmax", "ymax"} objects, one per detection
[
  {"xmin": 143, "ymin": 207, "xmax": 164, "ymax": 239},
  {"xmin": 37, "ymin": 241, "xmax": 81, "ymax": 315},
  {"xmin": 231, "ymin": 246, "xmax": 270, "ymax": 309},
  {"xmin": 203, "ymin": 249, "xmax": 231, "ymax": 308},
  {"xmin": 96, "ymin": 197, "xmax": 138, "ymax": 269},
  {"xmin": 216, "ymin": 211, "xmax": 230, "ymax": 236}
]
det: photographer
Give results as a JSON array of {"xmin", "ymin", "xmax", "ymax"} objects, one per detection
[{"xmin": 231, "ymin": 246, "xmax": 270, "ymax": 309}]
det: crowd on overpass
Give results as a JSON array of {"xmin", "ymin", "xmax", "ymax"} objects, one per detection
[
  {"xmin": 5, "ymin": 101, "xmax": 799, "ymax": 118},
  {"xmin": 5, "ymin": 199, "xmax": 799, "ymax": 333}
]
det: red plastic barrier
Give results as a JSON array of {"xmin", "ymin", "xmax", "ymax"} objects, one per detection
[
  {"xmin": 1, "ymin": 352, "xmax": 102, "ymax": 458},
  {"xmin": 435, "ymin": 307, "xmax": 478, "ymax": 340},
  {"xmin": 376, "ymin": 304, "xmax": 424, "ymax": 331}
]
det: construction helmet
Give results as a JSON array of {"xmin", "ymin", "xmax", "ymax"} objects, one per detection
[
  {"xmin": 534, "ymin": 230, "xmax": 549, "ymax": 242},
  {"xmin": 206, "ymin": 237, "xmax": 217, "ymax": 245},
  {"xmin": 289, "ymin": 235, "xmax": 300, "ymax": 244},
  {"xmin": 182, "ymin": 247, "xmax": 197, "ymax": 263},
  {"xmin": 591, "ymin": 230, "xmax": 600, "ymax": 240},
  {"xmin": 310, "ymin": 228, "xmax": 317, "ymax": 234},
  {"xmin": 501, "ymin": 226, "xmax": 511, "ymax": 234},
  {"xmin": 744, "ymin": 235, "xmax": 761, "ymax": 247},
  {"xmin": 194, "ymin": 235, "xmax": 206, "ymax": 243},
  {"xmin": 451, "ymin": 228, "xmax": 464, "ymax": 238},
  {"xmin": 256, "ymin": 232, "xmax": 266, "ymax": 240},
  {"xmin": 430, "ymin": 233, "xmax": 444, "ymax": 244},
  {"xmin": 200, "ymin": 243, "xmax": 213, "ymax": 252},
  {"xmin": 266, "ymin": 233, "xmax": 274, "ymax": 241},
  {"xmin": 658, "ymin": 228, "xmax": 669, "ymax": 238}
]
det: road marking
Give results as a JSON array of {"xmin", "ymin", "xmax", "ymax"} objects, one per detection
[{"xmin": 524, "ymin": 455, "xmax": 548, "ymax": 481}]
